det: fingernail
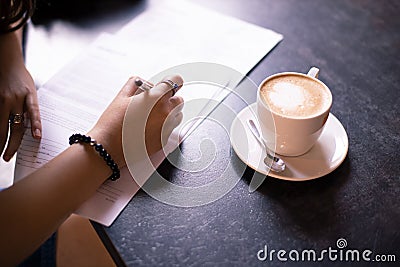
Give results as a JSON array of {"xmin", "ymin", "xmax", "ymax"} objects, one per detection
[{"xmin": 34, "ymin": 128, "xmax": 42, "ymax": 138}]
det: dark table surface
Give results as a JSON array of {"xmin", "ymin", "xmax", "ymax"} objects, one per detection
[{"xmin": 30, "ymin": 0, "xmax": 399, "ymax": 266}]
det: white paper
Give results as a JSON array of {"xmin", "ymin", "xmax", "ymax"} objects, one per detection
[
  {"xmin": 14, "ymin": 39, "xmax": 131, "ymax": 226},
  {"xmin": 13, "ymin": 34, "xmax": 234, "ymax": 226},
  {"xmin": 14, "ymin": 1, "xmax": 282, "ymax": 226},
  {"xmin": 117, "ymin": 0, "xmax": 283, "ymax": 75}
]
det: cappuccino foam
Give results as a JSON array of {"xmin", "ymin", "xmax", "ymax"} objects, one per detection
[{"xmin": 260, "ymin": 74, "xmax": 330, "ymax": 118}]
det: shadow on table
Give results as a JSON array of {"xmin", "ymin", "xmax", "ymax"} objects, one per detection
[{"xmin": 237, "ymin": 152, "xmax": 352, "ymax": 236}]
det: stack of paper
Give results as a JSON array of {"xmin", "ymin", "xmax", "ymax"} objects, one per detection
[{"xmin": 15, "ymin": 0, "xmax": 282, "ymax": 226}]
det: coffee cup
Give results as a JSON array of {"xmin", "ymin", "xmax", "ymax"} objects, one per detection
[{"xmin": 256, "ymin": 67, "xmax": 332, "ymax": 156}]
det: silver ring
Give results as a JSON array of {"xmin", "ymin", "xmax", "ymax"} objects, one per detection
[
  {"xmin": 158, "ymin": 79, "xmax": 180, "ymax": 96},
  {"xmin": 9, "ymin": 113, "xmax": 24, "ymax": 125},
  {"xmin": 135, "ymin": 78, "xmax": 153, "ymax": 91}
]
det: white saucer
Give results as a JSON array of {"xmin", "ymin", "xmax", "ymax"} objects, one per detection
[{"xmin": 230, "ymin": 103, "xmax": 349, "ymax": 181}]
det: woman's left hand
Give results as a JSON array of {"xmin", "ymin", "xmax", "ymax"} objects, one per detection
[{"xmin": 0, "ymin": 32, "xmax": 42, "ymax": 161}]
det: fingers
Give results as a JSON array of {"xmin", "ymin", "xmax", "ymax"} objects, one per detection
[
  {"xmin": 161, "ymin": 97, "xmax": 184, "ymax": 143},
  {"xmin": 161, "ymin": 109, "xmax": 184, "ymax": 146},
  {"xmin": 25, "ymin": 89, "xmax": 42, "ymax": 139},
  {"xmin": 168, "ymin": 96, "xmax": 184, "ymax": 127},
  {"xmin": 166, "ymin": 108, "xmax": 184, "ymax": 130},
  {"xmin": 120, "ymin": 76, "xmax": 153, "ymax": 97},
  {"xmin": 3, "ymin": 110, "xmax": 26, "ymax": 162},
  {"xmin": 156, "ymin": 79, "xmax": 184, "ymax": 129},
  {"xmin": 166, "ymin": 97, "xmax": 184, "ymax": 123},
  {"xmin": 0, "ymin": 102, "xmax": 11, "ymax": 158},
  {"xmin": 170, "ymin": 95, "xmax": 184, "ymax": 111},
  {"xmin": 3, "ymin": 124, "xmax": 26, "ymax": 162},
  {"xmin": 126, "ymin": 75, "xmax": 182, "ymax": 100},
  {"xmin": 152, "ymin": 75, "xmax": 184, "ymax": 98},
  {"xmin": 174, "ymin": 111, "xmax": 184, "ymax": 127}
]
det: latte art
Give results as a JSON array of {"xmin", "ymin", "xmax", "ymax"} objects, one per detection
[{"xmin": 260, "ymin": 74, "xmax": 330, "ymax": 118}]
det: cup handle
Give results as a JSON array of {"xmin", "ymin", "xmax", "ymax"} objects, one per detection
[{"xmin": 307, "ymin": 67, "xmax": 320, "ymax": 79}]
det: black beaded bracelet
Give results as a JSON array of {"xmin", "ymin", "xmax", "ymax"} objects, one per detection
[{"xmin": 69, "ymin": 134, "xmax": 120, "ymax": 181}]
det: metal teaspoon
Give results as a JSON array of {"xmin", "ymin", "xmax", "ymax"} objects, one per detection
[{"xmin": 246, "ymin": 119, "xmax": 286, "ymax": 172}]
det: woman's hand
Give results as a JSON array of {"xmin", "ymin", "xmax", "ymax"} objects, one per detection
[
  {"xmin": 0, "ymin": 31, "xmax": 42, "ymax": 161},
  {"xmin": 88, "ymin": 75, "xmax": 184, "ymax": 167}
]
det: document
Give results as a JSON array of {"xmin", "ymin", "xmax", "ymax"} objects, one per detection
[
  {"xmin": 14, "ymin": 1, "xmax": 283, "ymax": 226},
  {"xmin": 117, "ymin": 0, "xmax": 283, "ymax": 75}
]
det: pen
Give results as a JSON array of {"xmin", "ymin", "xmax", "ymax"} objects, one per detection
[{"xmin": 134, "ymin": 79, "xmax": 153, "ymax": 92}]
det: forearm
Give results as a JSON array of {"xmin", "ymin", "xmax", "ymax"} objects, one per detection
[
  {"xmin": 0, "ymin": 143, "xmax": 110, "ymax": 266},
  {"xmin": 0, "ymin": 29, "xmax": 24, "ymax": 66}
]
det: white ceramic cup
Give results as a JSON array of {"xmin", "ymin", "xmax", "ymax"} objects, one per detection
[{"xmin": 256, "ymin": 67, "xmax": 332, "ymax": 157}]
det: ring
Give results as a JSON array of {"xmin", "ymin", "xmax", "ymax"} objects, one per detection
[
  {"xmin": 135, "ymin": 78, "xmax": 153, "ymax": 91},
  {"xmin": 158, "ymin": 79, "xmax": 180, "ymax": 96},
  {"xmin": 9, "ymin": 113, "xmax": 24, "ymax": 125}
]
